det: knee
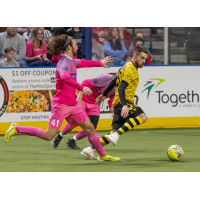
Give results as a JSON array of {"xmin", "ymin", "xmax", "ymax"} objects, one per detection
[
  {"xmin": 139, "ymin": 113, "xmax": 148, "ymax": 123},
  {"xmin": 84, "ymin": 124, "xmax": 95, "ymax": 135}
]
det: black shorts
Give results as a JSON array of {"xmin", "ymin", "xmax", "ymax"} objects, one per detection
[{"xmin": 112, "ymin": 101, "xmax": 145, "ymax": 131}]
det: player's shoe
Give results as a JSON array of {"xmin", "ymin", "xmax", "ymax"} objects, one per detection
[
  {"xmin": 67, "ymin": 138, "xmax": 80, "ymax": 150},
  {"xmin": 5, "ymin": 122, "xmax": 18, "ymax": 143},
  {"xmin": 98, "ymin": 154, "xmax": 121, "ymax": 161},
  {"xmin": 51, "ymin": 134, "xmax": 63, "ymax": 149},
  {"xmin": 81, "ymin": 147, "xmax": 97, "ymax": 160},
  {"xmin": 107, "ymin": 132, "xmax": 119, "ymax": 146}
]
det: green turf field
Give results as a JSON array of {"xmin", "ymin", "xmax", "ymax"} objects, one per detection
[{"xmin": 0, "ymin": 128, "xmax": 200, "ymax": 172}]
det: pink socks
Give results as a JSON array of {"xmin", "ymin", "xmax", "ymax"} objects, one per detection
[
  {"xmin": 16, "ymin": 126, "xmax": 45, "ymax": 139},
  {"xmin": 87, "ymin": 132, "xmax": 106, "ymax": 156},
  {"xmin": 76, "ymin": 129, "xmax": 87, "ymax": 140},
  {"xmin": 61, "ymin": 124, "xmax": 88, "ymax": 140},
  {"xmin": 61, "ymin": 123, "xmax": 73, "ymax": 136}
]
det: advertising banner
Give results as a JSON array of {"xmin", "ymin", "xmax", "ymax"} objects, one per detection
[{"xmin": 1, "ymin": 66, "xmax": 200, "ymax": 132}]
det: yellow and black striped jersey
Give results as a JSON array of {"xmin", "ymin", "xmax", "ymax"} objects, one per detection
[{"xmin": 112, "ymin": 61, "xmax": 139, "ymax": 108}]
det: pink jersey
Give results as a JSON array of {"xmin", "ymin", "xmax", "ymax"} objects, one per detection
[
  {"xmin": 52, "ymin": 54, "xmax": 102, "ymax": 105},
  {"xmin": 26, "ymin": 40, "xmax": 48, "ymax": 57},
  {"xmin": 81, "ymin": 74, "xmax": 115, "ymax": 108},
  {"xmin": 52, "ymin": 52, "xmax": 77, "ymax": 62}
]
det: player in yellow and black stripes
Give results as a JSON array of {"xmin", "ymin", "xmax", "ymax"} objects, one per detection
[{"xmin": 81, "ymin": 46, "xmax": 148, "ymax": 156}]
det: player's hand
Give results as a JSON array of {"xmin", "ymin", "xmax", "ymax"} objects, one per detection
[
  {"xmin": 121, "ymin": 105, "xmax": 129, "ymax": 118},
  {"xmin": 95, "ymin": 94, "xmax": 106, "ymax": 106},
  {"xmin": 101, "ymin": 56, "xmax": 114, "ymax": 68},
  {"xmin": 83, "ymin": 87, "xmax": 92, "ymax": 96}
]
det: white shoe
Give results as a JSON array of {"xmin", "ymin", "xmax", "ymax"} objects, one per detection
[
  {"xmin": 107, "ymin": 132, "xmax": 120, "ymax": 146},
  {"xmin": 81, "ymin": 147, "xmax": 97, "ymax": 160}
]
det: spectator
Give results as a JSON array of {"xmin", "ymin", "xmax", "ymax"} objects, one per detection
[
  {"xmin": 103, "ymin": 27, "xmax": 127, "ymax": 65},
  {"xmin": 18, "ymin": 27, "xmax": 28, "ymax": 35},
  {"xmin": 0, "ymin": 27, "xmax": 27, "ymax": 66},
  {"xmin": 39, "ymin": 27, "xmax": 52, "ymax": 47},
  {"xmin": 119, "ymin": 27, "xmax": 132, "ymax": 48},
  {"xmin": 0, "ymin": 47, "xmax": 19, "ymax": 67},
  {"xmin": 23, "ymin": 27, "xmax": 35, "ymax": 43},
  {"xmin": 67, "ymin": 27, "xmax": 82, "ymax": 58},
  {"xmin": 25, "ymin": 28, "xmax": 52, "ymax": 66},
  {"xmin": 51, "ymin": 28, "xmax": 77, "ymax": 66},
  {"xmin": 50, "ymin": 27, "xmax": 62, "ymax": 37},
  {"xmin": 129, "ymin": 31, "xmax": 152, "ymax": 58},
  {"xmin": 92, "ymin": 33, "xmax": 105, "ymax": 61},
  {"xmin": 92, "ymin": 27, "xmax": 108, "ymax": 45},
  {"xmin": 131, "ymin": 37, "xmax": 152, "ymax": 65},
  {"xmin": 120, "ymin": 51, "xmax": 132, "ymax": 65}
]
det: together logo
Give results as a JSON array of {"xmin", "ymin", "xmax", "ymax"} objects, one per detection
[
  {"xmin": 142, "ymin": 78, "xmax": 165, "ymax": 98},
  {"xmin": 141, "ymin": 78, "xmax": 200, "ymax": 107}
]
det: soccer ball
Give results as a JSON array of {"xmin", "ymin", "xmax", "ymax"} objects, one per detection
[{"xmin": 167, "ymin": 145, "xmax": 184, "ymax": 161}]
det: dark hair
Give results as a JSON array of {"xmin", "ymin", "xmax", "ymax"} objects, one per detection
[
  {"xmin": 133, "ymin": 46, "xmax": 148, "ymax": 56},
  {"xmin": 5, "ymin": 47, "xmax": 14, "ymax": 54},
  {"xmin": 134, "ymin": 31, "xmax": 144, "ymax": 38},
  {"xmin": 48, "ymin": 34, "xmax": 74, "ymax": 56},
  {"xmin": 133, "ymin": 37, "xmax": 144, "ymax": 46},
  {"xmin": 106, "ymin": 27, "xmax": 122, "ymax": 50},
  {"xmin": 55, "ymin": 28, "xmax": 68, "ymax": 36},
  {"xmin": 122, "ymin": 51, "xmax": 131, "ymax": 61},
  {"xmin": 92, "ymin": 32, "xmax": 99, "ymax": 40}
]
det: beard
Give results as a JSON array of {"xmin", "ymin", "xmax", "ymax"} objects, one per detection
[
  {"xmin": 135, "ymin": 59, "xmax": 144, "ymax": 68},
  {"xmin": 72, "ymin": 47, "xmax": 77, "ymax": 57}
]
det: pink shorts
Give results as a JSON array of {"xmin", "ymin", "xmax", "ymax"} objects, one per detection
[
  {"xmin": 47, "ymin": 102, "xmax": 90, "ymax": 129},
  {"xmin": 80, "ymin": 100, "xmax": 100, "ymax": 116}
]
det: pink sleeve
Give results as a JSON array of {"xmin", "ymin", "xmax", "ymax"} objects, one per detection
[
  {"xmin": 108, "ymin": 96, "xmax": 114, "ymax": 108},
  {"xmin": 59, "ymin": 69, "xmax": 84, "ymax": 91},
  {"xmin": 74, "ymin": 59, "xmax": 102, "ymax": 69},
  {"xmin": 26, "ymin": 41, "xmax": 33, "ymax": 57},
  {"xmin": 81, "ymin": 79, "xmax": 90, "ymax": 87},
  {"xmin": 43, "ymin": 42, "xmax": 48, "ymax": 54}
]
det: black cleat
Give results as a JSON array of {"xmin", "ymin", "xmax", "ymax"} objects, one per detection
[
  {"xmin": 67, "ymin": 138, "xmax": 80, "ymax": 149},
  {"xmin": 51, "ymin": 134, "xmax": 63, "ymax": 149}
]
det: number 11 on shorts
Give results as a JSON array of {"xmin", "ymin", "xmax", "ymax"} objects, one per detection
[{"xmin": 51, "ymin": 119, "xmax": 59, "ymax": 127}]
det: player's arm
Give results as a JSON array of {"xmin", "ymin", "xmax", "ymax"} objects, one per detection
[
  {"xmin": 118, "ymin": 80, "xmax": 129, "ymax": 118},
  {"xmin": 77, "ymin": 91, "xmax": 83, "ymax": 104},
  {"xmin": 108, "ymin": 97, "xmax": 114, "ymax": 118},
  {"xmin": 74, "ymin": 56, "xmax": 113, "ymax": 69},
  {"xmin": 119, "ymin": 68, "xmax": 133, "ymax": 118},
  {"xmin": 59, "ymin": 69, "xmax": 92, "ymax": 96},
  {"xmin": 95, "ymin": 76, "xmax": 117, "ymax": 105}
]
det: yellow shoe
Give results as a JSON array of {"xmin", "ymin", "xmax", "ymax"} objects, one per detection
[
  {"xmin": 5, "ymin": 122, "xmax": 18, "ymax": 143},
  {"xmin": 98, "ymin": 154, "xmax": 121, "ymax": 161}
]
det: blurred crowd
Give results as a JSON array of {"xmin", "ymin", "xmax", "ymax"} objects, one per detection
[{"xmin": 0, "ymin": 27, "xmax": 153, "ymax": 67}]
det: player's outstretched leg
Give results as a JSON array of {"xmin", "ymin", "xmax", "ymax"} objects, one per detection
[
  {"xmin": 5, "ymin": 122, "xmax": 19, "ymax": 143},
  {"xmin": 100, "ymin": 113, "xmax": 148, "ymax": 146},
  {"xmin": 79, "ymin": 120, "xmax": 120, "ymax": 161},
  {"xmin": 5, "ymin": 122, "xmax": 58, "ymax": 143}
]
